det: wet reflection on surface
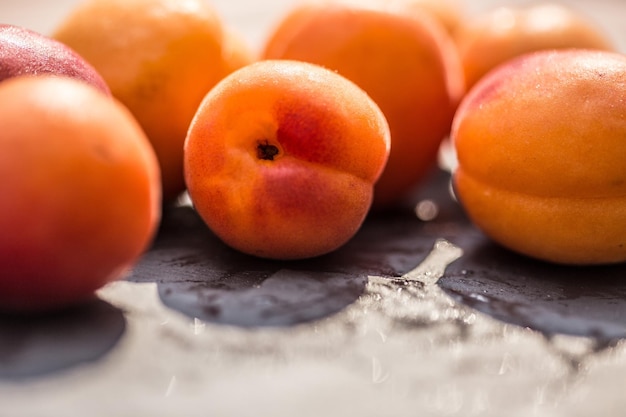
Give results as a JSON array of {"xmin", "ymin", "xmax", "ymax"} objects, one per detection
[
  {"xmin": 0, "ymin": 299, "xmax": 126, "ymax": 379},
  {"xmin": 441, "ymin": 228, "xmax": 626, "ymax": 341},
  {"xmin": 158, "ymin": 269, "xmax": 367, "ymax": 327}
]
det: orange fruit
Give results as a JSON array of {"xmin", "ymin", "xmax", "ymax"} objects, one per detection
[
  {"xmin": 455, "ymin": 3, "xmax": 614, "ymax": 89},
  {"xmin": 452, "ymin": 49, "xmax": 626, "ymax": 265},
  {"xmin": 53, "ymin": 0, "xmax": 253, "ymax": 202},
  {"xmin": 262, "ymin": 0, "xmax": 464, "ymax": 209},
  {"xmin": 0, "ymin": 76, "xmax": 160, "ymax": 312},
  {"xmin": 184, "ymin": 60, "xmax": 390, "ymax": 260}
]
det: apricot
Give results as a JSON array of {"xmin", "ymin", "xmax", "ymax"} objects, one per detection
[
  {"xmin": 262, "ymin": 0, "xmax": 464, "ymax": 209},
  {"xmin": 452, "ymin": 49, "xmax": 626, "ymax": 265},
  {"xmin": 53, "ymin": 0, "xmax": 252, "ymax": 203},
  {"xmin": 0, "ymin": 24, "xmax": 109, "ymax": 95},
  {"xmin": 184, "ymin": 60, "xmax": 390, "ymax": 260},
  {"xmin": 455, "ymin": 3, "xmax": 614, "ymax": 89},
  {"xmin": 0, "ymin": 76, "xmax": 161, "ymax": 312}
]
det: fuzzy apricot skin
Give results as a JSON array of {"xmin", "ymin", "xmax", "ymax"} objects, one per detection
[
  {"xmin": 0, "ymin": 76, "xmax": 161, "ymax": 312},
  {"xmin": 452, "ymin": 49, "xmax": 626, "ymax": 265},
  {"xmin": 0, "ymin": 24, "xmax": 110, "ymax": 95},
  {"xmin": 184, "ymin": 60, "xmax": 390, "ymax": 260},
  {"xmin": 262, "ymin": 0, "xmax": 464, "ymax": 209}
]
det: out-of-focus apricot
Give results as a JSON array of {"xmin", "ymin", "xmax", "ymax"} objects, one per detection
[
  {"xmin": 455, "ymin": 3, "xmax": 614, "ymax": 89},
  {"xmin": 262, "ymin": 0, "xmax": 464, "ymax": 209},
  {"xmin": 221, "ymin": 29, "xmax": 256, "ymax": 74},
  {"xmin": 53, "ymin": 0, "xmax": 252, "ymax": 202},
  {"xmin": 184, "ymin": 60, "xmax": 390, "ymax": 260},
  {"xmin": 452, "ymin": 49, "xmax": 626, "ymax": 265},
  {"xmin": 0, "ymin": 24, "xmax": 110, "ymax": 95},
  {"xmin": 0, "ymin": 76, "xmax": 160, "ymax": 312}
]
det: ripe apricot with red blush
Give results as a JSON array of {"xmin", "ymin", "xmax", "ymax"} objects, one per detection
[
  {"xmin": 184, "ymin": 60, "xmax": 390, "ymax": 260},
  {"xmin": 452, "ymin": 49, "xmax": 626, "ymax": 265}
]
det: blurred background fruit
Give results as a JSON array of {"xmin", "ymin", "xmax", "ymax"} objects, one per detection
[
  {"xmin": 0, "ymin": 24, "xmax": 110, "ymax": 95},
  {"xmin": 53, "ymin": 0, "xmax": 254, "ymax": 203},
  {"xmin": 455, "ymin": 3, "xmax": 614, "ymax": 90}
]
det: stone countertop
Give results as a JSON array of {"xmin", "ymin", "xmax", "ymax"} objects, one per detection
[{"xmin": 1, "ymin": 1, "xmax": 626, "ymax": 416}]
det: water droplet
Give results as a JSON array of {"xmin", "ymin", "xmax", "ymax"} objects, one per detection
[
  {"xmin": 469, "ymin": 293, "xmax": 489, "ymax": 303},
  {"xmin": 372, "ymin": 357, "xmax": 390, "ymax": 384},
  {"xmin": 192, "ymin": 317, "xmax": 205, "ymax": 335},
  {"xmin": 164, "ymin": 375, "xmax": 177, "ymax": 397},
  {"xmin": 415, "ymin": 199, "xmax": 439, "ymax": 221}
]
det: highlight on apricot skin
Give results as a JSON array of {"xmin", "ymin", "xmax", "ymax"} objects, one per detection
[
  {"xmin": 455, "ymin": 3, "xmax": 614, "ymax": 89},
  {"xmin": 262, "ymin": 0, "xmax": 464, "ymax": 209},
  {"xmin": 452, "ymin": 49, "xmax": 626, "ymax": 265},
  {"xmin": 184, "ymin": 60, "xmax": 390, "ymax": 260},
  {"xmin": 0, "ymin": 76, "xmax": 161, "ymax": 313}
]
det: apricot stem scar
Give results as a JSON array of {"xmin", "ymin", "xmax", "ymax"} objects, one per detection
[{"xmin": 257, "ymin": 140, "xmax": 280, "ymax": 161}]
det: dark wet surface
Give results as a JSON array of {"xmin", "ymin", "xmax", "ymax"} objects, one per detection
[
  {"xmin": 125, "ymin": 168, "xmax": 626, "ymax": 337},
  {"xmin": 441, "ymin": 231, "xmax": 626, "ymax": 341}
]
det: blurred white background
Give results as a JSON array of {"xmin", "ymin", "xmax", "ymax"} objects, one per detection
[{"xmin": 1, "ymin": 0, "xmax": 624, "ymax": 52}]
